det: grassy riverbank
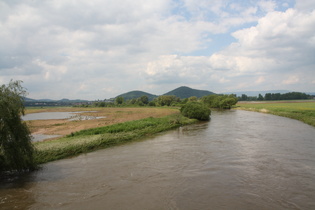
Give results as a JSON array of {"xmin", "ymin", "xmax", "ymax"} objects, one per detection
[
  {"xmin": 236, "ymin": 101, "xmax": 315, "ymax": 127},
  {"xmin": 34, "ymin": 114, "xmax": 197, "ymax": 164},
  {"xmin": 26, "ymin": 107, "xmax": 180, "ymax": 136}
]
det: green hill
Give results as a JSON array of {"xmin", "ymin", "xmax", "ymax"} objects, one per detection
[
  {"xmin": 163, "ymin": 86, "xmax": 215, "ymax": 99},
  {"xmin": 116, "ymin": 90, "xmax": 158, "ymax": 101}
]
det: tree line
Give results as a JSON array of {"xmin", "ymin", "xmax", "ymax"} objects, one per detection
[
  {"xmin": 238, "ymin": 92, "xmax": 312, "ymax": 101},
  {"xmin": 92, "ymin": 94, "xmax": 238, "ymax": 109}
]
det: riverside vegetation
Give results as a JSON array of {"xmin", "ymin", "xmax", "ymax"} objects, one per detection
[
  {"xmin": 237, "ymin": 101, "xmax": 315, "ymax": 127},
  {"xmin": 32, "ymin": 95, "xmax": 237, "ymax": 165},
  {"xmin": 34, "ymin": 114, "xmax": 197, "ymax": 164}
]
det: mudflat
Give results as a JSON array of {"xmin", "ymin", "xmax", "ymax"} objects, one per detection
[{"xmin": 25, "ymin": 107, "xmax": 179, "ymax": 137}]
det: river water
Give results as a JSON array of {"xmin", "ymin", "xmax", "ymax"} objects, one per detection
[{"xmin": 1, "ymin": 110, "xmax": 315, "ymax": 209}]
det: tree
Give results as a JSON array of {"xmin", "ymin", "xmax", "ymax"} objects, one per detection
[
  {"xmin": 265, "ymin": 93, "xmax": 272, "ymax": 100},
  {"xmin": 180, "ymin": 102, "xmax": 211, "ymax": 121},
  {"xmin": 188, "ymin": 96, "xmax": 198, "ymax": 102},
  {"xmin": 258, "ymin": 94, "xmax": 264, "ymax": 101},
  {"xmin": 201, "ymin": 94, "xmax": 238, "ymax": 109},
  {"xmin": 115, "ymin": 96, "xmax": 124, "ymax": 105},
  {"xmin": 155, "ymin": 95, "xmax": 180, "ymax": 106},
  {"xmin": 0, "ymin": 80, "xmax": 37, "ymax": 173},
  {"xmin": 139, "ymin": 95, "xmax": 149, "ymax": 105},
  {"xmin": 241, "ymin": 94, "xmax": 248, "ymax": 101}
]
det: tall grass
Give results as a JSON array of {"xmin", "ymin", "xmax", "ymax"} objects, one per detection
[
  {"xmin": 34, "ymin": 114, "xmax": 197, "ymax": 164},
  {"xmin": 237, "ymin": 101, "xmax": 315, "ymax": 127}
]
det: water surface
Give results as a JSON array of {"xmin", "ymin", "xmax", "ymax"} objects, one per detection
[
  {"xmin": 22, "ymin": 112, "xmax": 77, "ymax": 121},
  {"xmin": 1, "ymin": 110, "xmax": 314, "ymax": 209}
]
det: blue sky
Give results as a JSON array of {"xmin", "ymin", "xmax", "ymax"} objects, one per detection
[{"xmin": 0, "ymin": 0, "xmax": 314, "ymax": 100}]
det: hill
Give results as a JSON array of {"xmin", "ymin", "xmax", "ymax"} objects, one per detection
[
  {"xmin": 116, "ymin": 90, "xmax": 158, "ymax": 101},
  {"xmin": 163, "ymin": 86, "xmax": 215, "ymax": 99}
]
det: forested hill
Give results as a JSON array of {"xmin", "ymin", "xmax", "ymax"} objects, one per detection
[
  {"xmin": 117, "ymin": 86, "xmax": 216, "ymax": 100},
  {"xmin": 163, "ymin": 86, "xmax": 215, "ymax": 99},
  {"xmin": 116, "ymin": 91, "xmax": 158, "ymax": 101}
]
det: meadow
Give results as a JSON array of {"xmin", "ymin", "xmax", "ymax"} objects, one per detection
[{"xmin": 236, "ymin": 101, "xmax": 315, "ymax": 127}]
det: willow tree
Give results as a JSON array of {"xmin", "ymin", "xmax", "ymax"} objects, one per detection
[{"xmin": 0, "ymin": 80, "xmax": 37, "ymax": 173}]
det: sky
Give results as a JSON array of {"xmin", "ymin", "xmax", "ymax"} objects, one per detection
[{"xmin": 0, "ymin": 0, "xmax": 314, "ymax": 100}]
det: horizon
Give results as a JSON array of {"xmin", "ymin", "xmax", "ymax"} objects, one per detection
[
  {"xmin": 26, "ymin": 86, "xmax": 315, "ymax": 101},
  {"xmin": 1, "ymin": 0, "xmax": 315, "ymax": 100}
]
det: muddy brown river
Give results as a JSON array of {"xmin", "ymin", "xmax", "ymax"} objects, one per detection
[{"xmin": 1, "ymin": 110, "xmax": 315, "ymax": 209}]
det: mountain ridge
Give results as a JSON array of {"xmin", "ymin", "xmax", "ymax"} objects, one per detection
[
  {"xmin": 24, "ymin": 87, "xmax": 314, "ymax": 102},
  {"xmin": 116, "ymin": 86, "xmax": 216, "ymax": 100},
  {"xmin": 116, "ymin": 90, "xmax": 158, "ymax": 101},
  {"xmin": 163, "ymin": 86, "xmax": 215, "ymax": 99}
]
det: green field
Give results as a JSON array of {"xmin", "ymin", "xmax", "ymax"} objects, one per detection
[{"xmin": 236, "ymin": 101, "xmax": 315, "ymax": 127}]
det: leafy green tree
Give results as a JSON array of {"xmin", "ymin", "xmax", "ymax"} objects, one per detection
[
  {"xmin": 115, "ymin": 96, "xmax": 124, "ymax": 105},
  {"xmin": 139, "ymin": 95, "xmax": 149, "ymax": 105},
  {"xmin": 188, "ymin": 96, "xmax": 198, "ymax": 102},
  {"xmin": 265, "ymin": 93, "xmax": 272, "ymax": 100},
  {"xmin": 241, "ymin": 94, "xmax": 248, "ymax": 101},
  {"xmin": 201, "ymin": 95, "xmax": 217, "ymax": 107},
  {"xmin": 258, "ymin": 94, "xmax": 264, "ymax": 101},
  {"xmin": 148, "ymin": 101, "xmax": 156, "ymax": 106},
  {"xmin": 155, "ymin": 95, "xmax": 180, "ymax": 106},
  {"xmin": 201, "ymin": 94, "xmax": 238, "ymax": 109},
  {"xmin": 0, "ymin": 80, "xmax": 37, "ymax": 173},
  {"xmin": 180, "ymin": 102, "xmax": 211, "ymax": 121}
]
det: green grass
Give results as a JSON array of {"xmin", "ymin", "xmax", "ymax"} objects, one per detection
[
  {"xmin": 236, "ymin": 101, "xmax": 315, "ymax": 127},
  {"xmin": 34, "ymin": 114, "xmax": 197, "ymax": 164}
]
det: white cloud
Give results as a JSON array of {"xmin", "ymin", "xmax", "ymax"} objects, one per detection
[
  {"xmin": 256, "ymin": 76, "xmax": 265, "ymax": 84},
  {"xmin": 283, "ymin": 75, "xmax": 299, "ymax": 85},
  {"xmin": 0, "ymin": 0, "xmax": 314, "ymax": 99},
  {"xmin": 295, "ymin": 0, "xmax": 315, "ymax": 11},
  {"xmin": 258, "ymin": 1, "xmax": 277, "ymax": 12},
  {"xmin": 144, "ymin": 3, "xmax": 315, "ymax": 93}
]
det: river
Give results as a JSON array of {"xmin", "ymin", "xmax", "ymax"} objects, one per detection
[{"xmin": 1, "ymin": 110, "xmax": 315, "ymax": 209}]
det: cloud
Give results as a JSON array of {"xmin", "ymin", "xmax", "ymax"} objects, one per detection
[
  {"xmin": 283, "ymin": 75, "xmax": 299, "ymax": 85},
  {"xmin": 256, "ymin": 76, "xmax": 265, "ymax": 84},
  {"xmin": 144, "ymin": 3, "xmax": 315, "ymax": 93},
  {"xmin": 295, "ymin": 0, "xmax": 315, "ymax": 11},
  {"xmin": 0, "ymin": 0, "xmax": 314, "ymax": 99},
  {"xmin": 258, "ymin": 0, "xmax": 277, "ymax": 12}
]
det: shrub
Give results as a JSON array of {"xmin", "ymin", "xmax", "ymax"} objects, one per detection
[{"xmin": 180, "ymin": 102, "xmax": 211, "ymax": 121}]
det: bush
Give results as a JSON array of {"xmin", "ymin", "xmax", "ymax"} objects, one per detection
[{"xmin": 180, "ymin": 102, "xmax": 211, "ymax": 121}]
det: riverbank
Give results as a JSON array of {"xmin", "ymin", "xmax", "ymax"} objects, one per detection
[
  {"xmin": 25, "ymin": 107, "xmax": 180, "ymax": 136},
  {"xmin": 236, "ymin": 100, "xmax": 315, "ymax": 127},
  {"xmin": 33, "ymin": 111, "xmax": 197, "ymax": 164}
]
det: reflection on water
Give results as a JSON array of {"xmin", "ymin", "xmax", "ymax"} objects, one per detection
[{"xmin": 1, "ymin": 110, "xmax": 315, "ymax": 209}]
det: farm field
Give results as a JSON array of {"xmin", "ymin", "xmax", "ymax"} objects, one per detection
[{"xmin": 236, "ymin": 100, "xmax": 315, "ymax": 127}]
